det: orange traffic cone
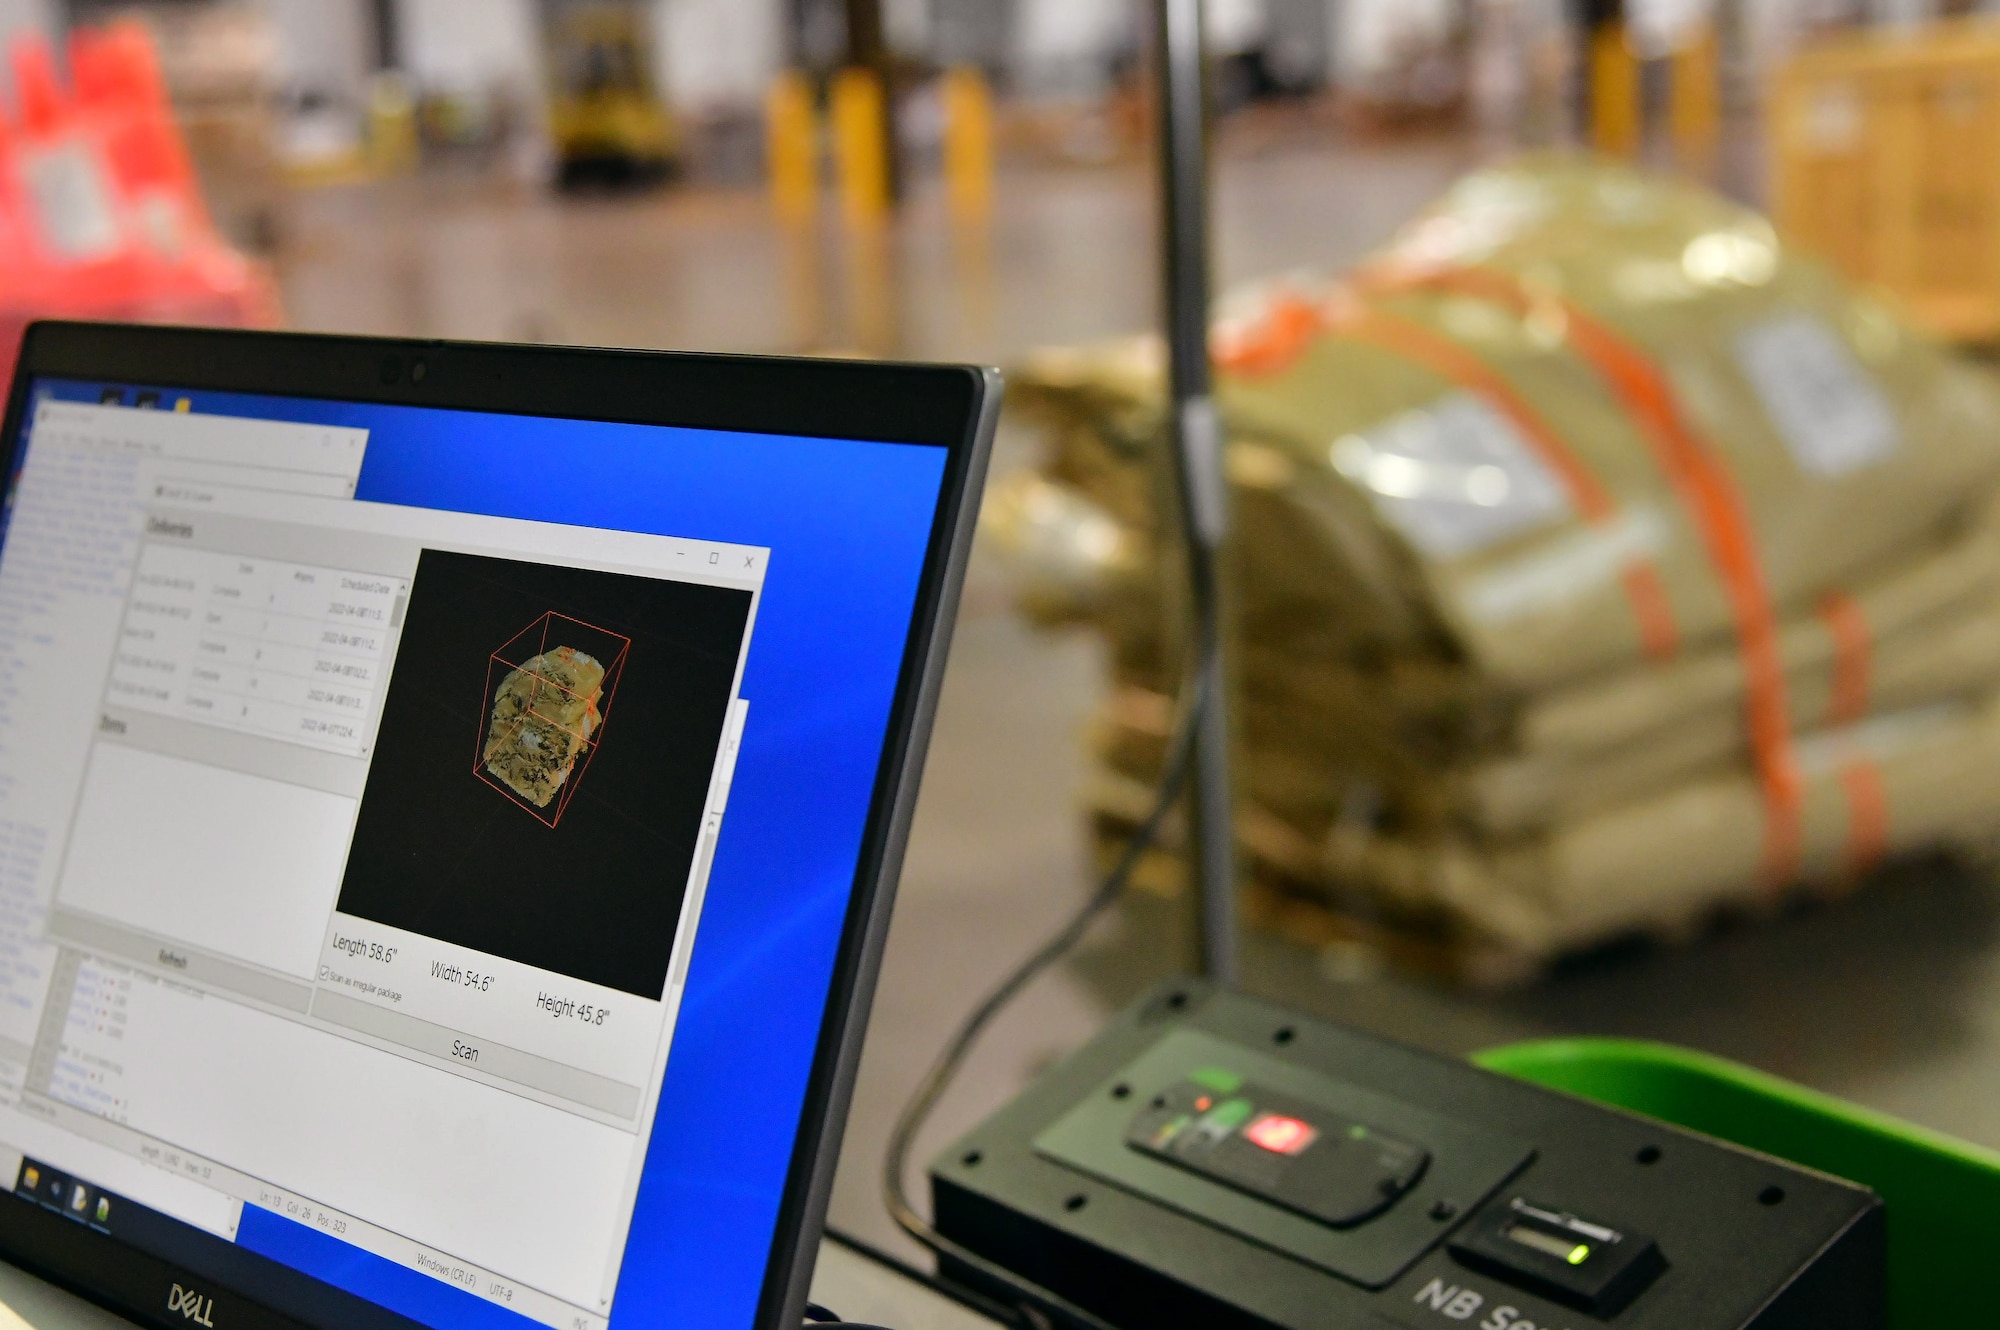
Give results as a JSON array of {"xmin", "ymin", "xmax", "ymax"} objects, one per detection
[
  {"xmin": 70, "ymin": 20, "xmax": 209, "ymax": 250},
  {"xmin": 0, "ymin": 101, "xmax": 33, "ymax": 288},
  {"xmin": 8, "ymin": 30, "xmax": 137, "ymax": 271},
  {"xmin": 10, "ymin": 32, "xmax": 67, "ymax": 134}
]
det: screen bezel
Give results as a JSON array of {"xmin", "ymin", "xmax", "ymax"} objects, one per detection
[{"xmin": 0, "ymin": 321, "xmax": 999, "ymax": 1330}]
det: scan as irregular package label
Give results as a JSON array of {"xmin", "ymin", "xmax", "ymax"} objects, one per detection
[
  {"xmin": 482, "ymin": 647, "xmax": 604, "ymax": 807},
  {"xmin": 1331, "ymin": 392, "xmax": 1574, "ymax": 561}
]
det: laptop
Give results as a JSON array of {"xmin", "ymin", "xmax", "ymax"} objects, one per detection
[{"xmin": 0, "ymin": 323, "xmax": 998, "ymax": 1330}]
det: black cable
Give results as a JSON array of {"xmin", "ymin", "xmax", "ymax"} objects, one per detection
[
  {"xmin": 879, "ymin": 0, "xmax": 1229, "ymax": 1287},
  {"xmin": 878, "ymin": 655, "xmax": 1211, "ymax": 1330},
  {"xmin": 803, "ymin": 1302, "xmax": 896, "ymax": 1330}
]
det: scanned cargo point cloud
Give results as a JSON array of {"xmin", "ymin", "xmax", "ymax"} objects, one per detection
[{"xmin": 474, "ymin": 611, "xmax": 633, "ymax": 827}]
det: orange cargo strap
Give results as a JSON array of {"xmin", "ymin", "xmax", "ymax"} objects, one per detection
[
  {"xmin": 1815, "ymin": 591, "xmax": 1872, "ymax": 727},
  {"xmin": 1213, "ymin": 291, "xmax": 1680, "ymax": 662},
  {"xmin": 1359, "ymin": 265, "xmax": 1803, "ymax": 887},
  {"xmin": 1329, "ymin": 306, "xmax": 1681, "ymax": 662},
  {"xmin": 1836, "ymin": 759, "xmax": 1890, "ymax": 878},
  {"xmin": 1213, "ymin": 292, "xmax": 1323, "ymax": 378}
]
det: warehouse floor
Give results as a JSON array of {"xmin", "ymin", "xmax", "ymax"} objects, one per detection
[{"xmin": 273, "ymin": 139, "xmax": 2000, "ymax": 1264}]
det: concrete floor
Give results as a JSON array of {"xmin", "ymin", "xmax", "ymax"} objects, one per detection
[{"xmin": 271, "ymin": 140, "xmax": 2000, "ymax": 1268}]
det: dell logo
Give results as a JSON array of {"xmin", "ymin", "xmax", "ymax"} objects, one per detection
[{"xmin": 166, "ymin": 1283, "xmax": 215, "ymax": 1327}]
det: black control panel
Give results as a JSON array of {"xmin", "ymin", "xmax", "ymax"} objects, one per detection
[
  {"xmin": 931, "ymin": 982, "xmax": 1883, "ymax": 1330},
  {"xmin": 1125, "ymin": 1072, "xmax": 1430, "ymax": 1228}
]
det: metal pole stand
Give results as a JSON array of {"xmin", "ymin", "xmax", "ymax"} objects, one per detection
[{"xmin": 1153, "ymin": 0, "xmax": 1238, "ymax": 984}]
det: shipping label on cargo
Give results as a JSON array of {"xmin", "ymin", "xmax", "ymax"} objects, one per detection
[
  {"xmin": 1330, "ymin": 392, "xmax": 1574, "ymax": 561},
  {"xmin": 1736, "ymin": 314, "xmax": 1900, "ymax": 477},
  {"xmin": 1461, "ymin": 506, "xmax": 1668, "ymax": 625}
]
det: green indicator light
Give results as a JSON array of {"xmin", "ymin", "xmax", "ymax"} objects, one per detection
[
  {"xmin": 1207, "ymin": 1098, "xmax": 1254, "ymax": 1130},
  {"xmin": 1347, "ymin": 1124, "xmax": 1369, "ymax": 1140},
  {"xmin": 1504, "ymin": 1222, "xmax": 1598, "ymax": 1267},
  {"xmin": 1188, "ymin": 1066, "xmax": 1244, "ymax": 1094}
]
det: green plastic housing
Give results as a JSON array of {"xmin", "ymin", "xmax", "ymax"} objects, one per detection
[{"xmin": 1474, "ymin": 1039, "xmax": 2000, "ymax": 1330}]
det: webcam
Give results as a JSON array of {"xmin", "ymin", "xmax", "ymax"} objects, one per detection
[{"xmin": 378, "ymin": 354, "xmax": 428, "ymax": 387}]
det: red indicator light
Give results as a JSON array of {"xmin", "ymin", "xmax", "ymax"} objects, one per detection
[{"xmin": 1244, "ymin": 1113, "xmax": 1318, "ymax": 1155}]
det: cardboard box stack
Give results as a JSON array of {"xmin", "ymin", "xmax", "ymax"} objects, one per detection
[{"xmin": 991, "ymin": 156, "xmax": 2000, "ymax": 982}]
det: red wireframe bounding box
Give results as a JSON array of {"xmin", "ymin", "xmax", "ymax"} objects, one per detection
[{"xmin": 473, "ymin": 612, "xmax": 631, "ymax": 827}]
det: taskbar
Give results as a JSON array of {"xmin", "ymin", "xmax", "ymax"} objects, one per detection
[
  {"xmin": 0, "ymin": 1093, "xmax": 610, "ymax": 1330},
  {"xmin": 2, "ymin": 1154, "xmax": 418, "ymax": 1330}
]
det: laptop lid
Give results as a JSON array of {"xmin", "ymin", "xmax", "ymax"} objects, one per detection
[{"xmin": 0, "ymin": 323, "xmax": 998, "ymax": 1330}]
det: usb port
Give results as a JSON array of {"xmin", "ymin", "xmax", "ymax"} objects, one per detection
[{"xmin": 1450, "ymin": 1198, "xmax": 1665, "ymax": 1316}]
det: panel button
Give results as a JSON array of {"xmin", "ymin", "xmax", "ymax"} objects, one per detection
[
  {"xmin": 1449, "ymin": 1197, "xmax": 1666, "ymax": 1316},
  {"xmin": 1125, "ymin": 1070, "xmax": 1430, "ymax": 1227}
]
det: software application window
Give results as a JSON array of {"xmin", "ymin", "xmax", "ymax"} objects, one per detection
[{"xmin": 0, "ymin": 398, "xmax": 768, "ymax": 1328}]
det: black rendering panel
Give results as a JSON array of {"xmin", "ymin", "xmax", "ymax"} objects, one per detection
[{"xmin": 337, "ymin": 549, "xmax": 751, "ymax": 998}]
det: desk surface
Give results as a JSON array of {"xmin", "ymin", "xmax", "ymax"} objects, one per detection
[{"xmin": 0, "ymin": 1236, "xmax": 1003, "ymax": 1330}]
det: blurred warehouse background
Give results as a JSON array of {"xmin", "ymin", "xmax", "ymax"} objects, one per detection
[
  {"xmin": 0, "ymin": 0, "xmax": 1957, "ymax": 352},
  {"xmin": 4, "ymin": 0, "xmax": 2000, "ymax": 1267}
]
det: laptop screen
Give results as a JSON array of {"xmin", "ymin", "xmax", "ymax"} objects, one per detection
[{"xmin": 0, "ymin": 378, "xmax": 952, "ymax": 1329}]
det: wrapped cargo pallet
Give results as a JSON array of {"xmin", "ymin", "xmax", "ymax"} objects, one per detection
[{"xmin": 989, "ymin": 154, "xmax": 2000, "ymax": 983}]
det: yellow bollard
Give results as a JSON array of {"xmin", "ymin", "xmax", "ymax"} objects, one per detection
[
  {"xmin": 766, "ymin": 69, "xmax": 818, "ymax": 225},
  {"xmin": 1590, "ymin": 23, "xmax": 1642, "ymax": 156},
  {"xmin": 940, "ymin": 65, "xmax": 994, "ymax": 227},
  {"xmin": 1670, "ymin": 23, "xmax": 1721, "ymax": 177},
  {"xmin": 831, "ymin": 66, "xmax": 891, "ymax": 230},
  {"xmin": 366, "ymin": 71, "xmax": 419, "ymax": 176}
]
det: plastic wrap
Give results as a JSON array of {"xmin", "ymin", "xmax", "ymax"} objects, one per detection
[{"xmin": 995, "ymin": 154, "xmax": 2000, "ymax": 975}]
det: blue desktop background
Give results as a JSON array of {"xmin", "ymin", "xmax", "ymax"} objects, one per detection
[{"xmin": 26, "ymin": 379, "xmax": 954, "ymax": 1330}]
